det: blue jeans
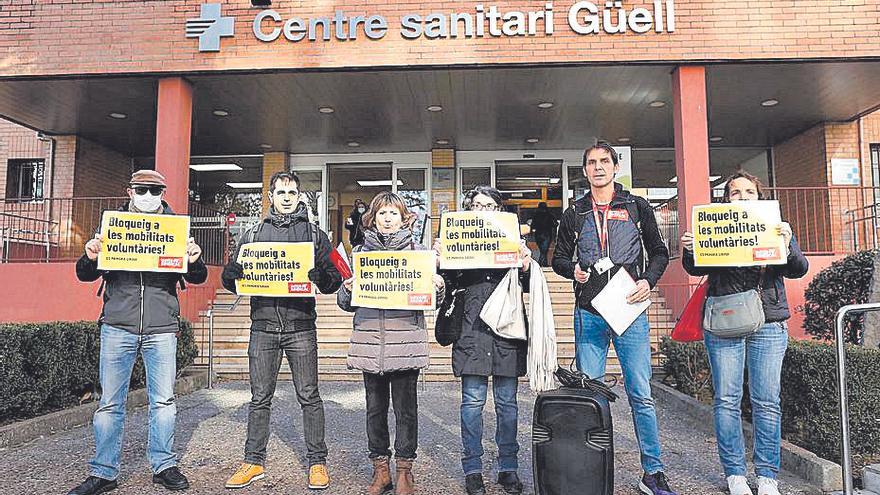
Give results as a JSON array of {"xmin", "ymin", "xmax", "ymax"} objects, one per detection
[
  {"xmin": 460, "ymin": 375, "xmax": 519, "ymax": 475},
  {"xmin": 704, "ymin": 322, "xmax": 788, "ymax": 479},
  {"xmin": 89, "ymin": 324, "xmax": 178, "ymax": 480},
  {"xmin": 574, "ymin": 309, "xmax": 663, "ymax": 474}
]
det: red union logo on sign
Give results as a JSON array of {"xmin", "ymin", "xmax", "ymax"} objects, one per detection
[
  {"xmin": 407, "ymin": 293, "xmax": 431, "ymax": 306},
  {"xmin": 752, "ymin": 247, "xmax": 780, "ymax": 261},
  {"xmin": 158, "ymin": 257, "xmax": 184, "ymax": 269},
  {"xmin": 494, "ymin": 252, "xmax": 517, "ymax": 264},
  {"xmin": 288, "ymin": 282, "xmax": 312, "ymax": 294}
]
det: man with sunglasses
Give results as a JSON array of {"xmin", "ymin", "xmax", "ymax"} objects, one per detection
[
  {"xmin": 552, "ymin": 143, "xmax": 677, "ymax": 495},
  {"xmin": 221, "ymin": 171, "xmax": 342, "ymax": 491},
  {"xmin": 68, "ymin": 170, "xmax": 207, "ymax": 495}
]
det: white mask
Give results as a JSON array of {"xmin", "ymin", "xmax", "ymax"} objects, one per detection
[
  {"xmin": 132, "ymin": 192, "xmax": 163, "ymax": 212},
  {"xmin": 358, "ymin": 207, "xmax": 366, "ymax": 214}
]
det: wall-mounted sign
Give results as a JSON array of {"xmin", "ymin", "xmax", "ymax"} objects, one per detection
[
  {"xmin": 188, "ymin": 2, "xmax": 676, "ymax": 52},
  {"xmin": 830, "ymin": 158, "xmax": 861, "ymax": 186}
]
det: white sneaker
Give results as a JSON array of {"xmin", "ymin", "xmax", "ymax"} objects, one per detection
[
  {"xmin": 727, "ymin": 475, "xmax": 754, "ymax": 495},
  {"xmin": 757, "ymin": 476, "xmax": 780, "ymax": 495}
]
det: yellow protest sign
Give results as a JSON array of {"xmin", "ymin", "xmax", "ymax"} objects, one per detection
[
  {"xmin": 352, "ymin": 250, "xmax": 436, "ymax": 310},
  {"xmin": 438, "ymin": 211, "xmax": 521, "ymax": 269},
  {"xmin": 235, "ymin": 242, "xmax": 315, "ymax": 297},
  {"xmin": 98, "ymin": 211, "xmax": 190, "ymax": 273},
  {"xmin": 692, "ymin": 200, "xmax": 787, "ymax": 267}
]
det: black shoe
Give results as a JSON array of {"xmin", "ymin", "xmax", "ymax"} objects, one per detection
[
  {"xmin": 497, "ymin": 471, "xmax": 523, "ymax": 494},
  {"xmin": 67, "ymin": 476, "xmax": 118, "ymax": 495},
  {"xmin": 465, "ymin": 473, "xmax": 486, "ymax": 495},
  {"xmin": 152, "ymin": 466, "xmax": 190, "ymax": 491}
]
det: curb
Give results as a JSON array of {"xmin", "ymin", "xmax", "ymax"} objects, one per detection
[
  {"xmin": 651, "ymin": 380, "xmax": 843, "ymax": 493},
  {"xmin": 0, "ymin": 367, "xmax": 208, "ymax": 450}
]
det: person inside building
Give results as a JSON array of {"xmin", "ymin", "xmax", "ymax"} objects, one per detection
[
  {"xmin": 220, "ymin": 171, "xmax": 342, "ymax": 491},
  {"xmin": 680, "ymin": 171, "xmax": 809, "ymax": 495},
  {"xmin": 530, "ymin": 201, "xmax": 558, "ymax": 267},
  {"xmin": 337, "ymin": 191, "xmax": 445, "ymax": 495},
  {"xmin": 552, "ymin": 142, "xmax": 678, "ymax": 495},
  {"xmin": 435, "ymin": 185, "xmax": 533, "ymax": 495},
  {"xmin": 68, "ymin": 170, "xmax": 207, "ymax": 495},
  {"xmin": 345, "ymin": 198, "xmax": 368, "ymax": 247}
]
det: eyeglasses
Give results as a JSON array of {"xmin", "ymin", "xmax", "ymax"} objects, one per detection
[
  {"xmin": 471, "ymin": 202, "xmax": 499, "ymax": 211},
  {"xmin": 133, "ymin": 186, "xmax": 164, "ymax": 196}
]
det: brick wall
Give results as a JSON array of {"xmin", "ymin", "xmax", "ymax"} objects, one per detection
[
  {"xmin": 3, "ymin": 0, "xmax": 880, "ymax": 77},
  {"xmin": 73, "ymin": 137, "xmax": 131, "ymax": 198},
  {"xmin": 0, "ymin": 119, "xmax": 47, "ymax": 201}
]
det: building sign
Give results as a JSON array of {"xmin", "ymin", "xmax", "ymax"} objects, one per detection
[{"xmin": 188, "ymin": 2, "xmax": 676, "ymax": 52}]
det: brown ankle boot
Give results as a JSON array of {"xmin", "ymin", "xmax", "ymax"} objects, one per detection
[
  {"xmin": 394, "ymin": 459, "xmax": 415, "ymax": 495},
  {"xmin": 366, "ymin": 456, "xmax": 393, "ymax": 495}
]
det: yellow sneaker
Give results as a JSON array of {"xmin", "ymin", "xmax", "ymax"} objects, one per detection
[
  {"xmin": 308, "ymin": 464, "xmax": 330, "ymax": 490},
  {"xmin": 225, "ymin": 463, "xmax": 265, "ymax": 489}
]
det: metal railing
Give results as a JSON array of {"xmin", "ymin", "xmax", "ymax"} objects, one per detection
[
  {"xmin": 0, "ymin": 197, "xmax": 230, "ymax": 265},
  {"xmin": 834, "ymin": 303, "xmax": 880, "ymax": 495},
  {"xmin": 204, "ymin": 295, "xmax": 243, "ymax": 388},
  {"xmin": 652, "ymin": 186, "xmax": 879, "ymax": 257}
]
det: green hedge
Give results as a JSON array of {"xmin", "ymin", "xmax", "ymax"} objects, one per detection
[
  {"xmin": 803, "ymin": 249, "xmax": 877, "ymax": 344},
  {"xmin": 661, "ymin": 338, "xmax": 880, "ymax": 470},
  {"xmin": 0, "ymin": 321, "xmax": 199, "ymax": 423}
]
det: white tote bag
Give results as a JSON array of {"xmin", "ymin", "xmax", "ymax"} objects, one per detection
[{"xmin": 479, "ymin": 268, "xmax": 527, "ymax": 341}]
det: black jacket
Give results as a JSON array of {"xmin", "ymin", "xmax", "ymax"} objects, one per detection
[
  {"xmin": 442, "ymin": 267, "xmax": 531, "ymax": 378},
  {"xmin": 222, "ymin": 203, "xmax": 342, "ymax": 332},
  {"xmin": 682, "ymin": 237, "xmax": 809, "ymax": 322},
  {"xmin": 75, "ymin": 202, "xmax": 208, "ymax": 335},
  {"xmin": 552, "ymin": 184, "xmax": 669, "ymax": 310}
]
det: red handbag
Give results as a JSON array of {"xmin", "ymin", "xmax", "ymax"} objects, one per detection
[{"xmin": 671, "ymin": 281, "xmax": 708, "ymax": 342}]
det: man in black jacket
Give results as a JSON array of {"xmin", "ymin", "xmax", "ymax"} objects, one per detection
[
  {"xmin": 221, "ymin": 171, "xmax": 342, "ymax": 491},
  {"xmin": 68, "ymin": 170, "xmax": 207, "ymax": 495},
  {"xmin": 552, "ymin": 143, "xmax": 678, "ymax": 495}
]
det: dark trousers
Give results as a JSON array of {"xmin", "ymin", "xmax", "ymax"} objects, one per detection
[
  {"xmin": 363, "ymin": 369, "xmax": 420, "ymax": 460},
  {"xmin": 245, "ymin": 329, "xmax": 327, "ymax": 466},
  {"xmin": 536, "ymin": 235, "xmax": 552, "ymax": 266}
]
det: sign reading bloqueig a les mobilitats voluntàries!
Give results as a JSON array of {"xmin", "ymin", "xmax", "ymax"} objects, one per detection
[{"xmin": 187, "ymin": 1, "xmax": 676, "ymax": 52}]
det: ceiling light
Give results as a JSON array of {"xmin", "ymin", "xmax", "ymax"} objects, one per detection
[
  {"xmin": 498, "ymin": 189, "xmax": 537, "ymax": 194},
  {"xmin": 709, "ymin": 136, "xmax": 723, "ymax": 142},
  {"xmin": 357, "ymin": 180, "xmax": 403, "ymax": 187},
  {"xmin": 537, "ymin": 102, "xmax": 554, "ymax": 109},
  {"xmin": 435, "ymin": 139, "xmax": 450, "ymax": 145},
  {"xmin": 761, "ymin": 99, "xmax": 779, "ymax": 107},
  {"xmin": 526, "ymin": 138, "xmax": 539, "ymax": 144},
  {"xmin": 212, "ymin": 109, "xmax": 229, "ymax": 117},
  {"xmin": 318, "ymin": 106, "xmax": 335, "ymax": 114},
  {"xmin": 259, "ymin": 143, "xmax": 272, "ymax": 150},
  {"xmin": 347, "ymin": 141, "xmax": 360, "ymax": 147},
  {"xmin": 426, "ymin": 105, "xmax": 443, "ymax": 112},
  {"xmin": 190, "ymin": 163, "xmax": 243, "ymax": 172},
  {"xmin": 226, "ymin": 182, "xmax": 262, "ymax": 189},
  {"xmin": 669, "ymin": 175, "xmax": 723, "ymax": 183},
  {"xmin": 649, "ymin": 101, "xmax": 666, "ymax": 108},
  {"xmin": 108, "ymin": 112, "xmax": 127, "ymax": 119},
  {"xmin": 618, "ymin": 137, "xmax": 631, "ymax": 143},
  {"xmin": 549, "ymin": 177, "xmax": 561, "ymax": 184}
]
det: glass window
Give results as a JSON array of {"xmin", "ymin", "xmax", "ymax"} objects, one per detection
[{"xmin": 6, "ymin": 159, "xmax": 45, "ymax": 201}]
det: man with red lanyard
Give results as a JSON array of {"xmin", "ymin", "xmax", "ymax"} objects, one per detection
[{"xmin": 552, "ymin": 142, "xmax": 677, "ymax": 495}]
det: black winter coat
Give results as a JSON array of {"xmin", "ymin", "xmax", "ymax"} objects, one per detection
[
  {"xmin": 222, "ymin": 203, "xmax": 342, "ymax": 332},
  {"xmin": 75, "ymin": 202, "xmax": 208, "ymax": 335},
  {"xmin": 442, "ymin": 267, "xmax": 531, "ymax": 378},
  {"xmin": 681, "ymin": 237, "xmax": 809, "ymax": 322}
]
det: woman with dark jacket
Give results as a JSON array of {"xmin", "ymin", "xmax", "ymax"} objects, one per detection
[
  {"xmin": 337, "ymin": 191, "xmax": 445, "ymax": 495},
  {"xmin": 680, "ymin": 172, "xmax": 809, "ymax": 495},
  {"xmin": 436, "ymin": 185, "xmax": 532, "ymax": 495}
]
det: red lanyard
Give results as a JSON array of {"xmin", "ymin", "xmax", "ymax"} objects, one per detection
[{"xmin": 592, "ymin": 202, "xmax": 610, "ymax": 257}]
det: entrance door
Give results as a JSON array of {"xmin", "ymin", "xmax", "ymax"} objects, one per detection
[
  {"xmin": 495, "ymin": 160, "xmax": 563, "ymax": 266},
  {"xmin": 328, "ymin": 163, "xmax": 393, "ymax": 253},
  {"xmin": 393, "ymin": 165, "xmax": 431, "ymax": 245}
]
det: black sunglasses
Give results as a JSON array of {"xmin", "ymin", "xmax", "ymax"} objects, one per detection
[{"xmin": 133, "ymin": 186, "xmax": 165, "ymax": 196}]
